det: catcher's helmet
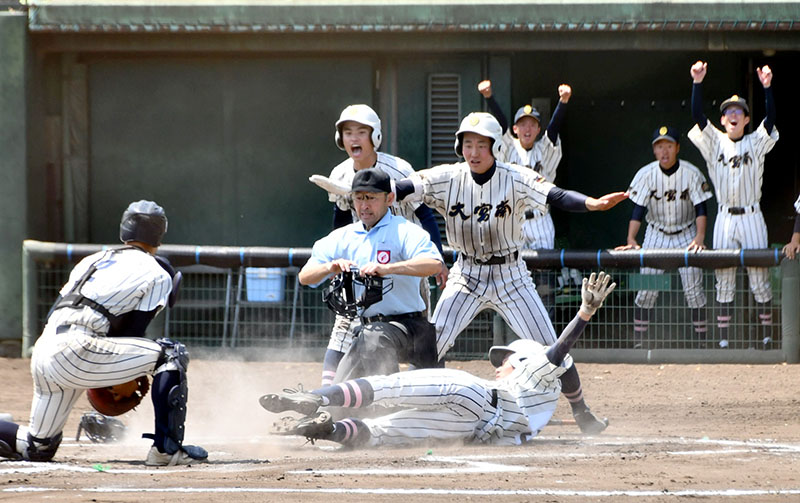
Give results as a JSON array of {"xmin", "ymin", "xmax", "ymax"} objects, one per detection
[
  {"xmin": 335, "ymin": 104, "xmax": 382, "ymax": 151},
  {"xmin": 119, "ymin": 200, "xmax": 168, "ymax": 247},
  {"xmin": 454, "ymin": 112, "xmax": 503, "ymax": 159}
]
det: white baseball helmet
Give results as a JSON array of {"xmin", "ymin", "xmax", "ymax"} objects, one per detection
[
  {"xmin": 489, "ymin": 339, "xmax": 542, "ymax": 367},
  {"xmin": 335, "ymin": 104, "xmax": 382, "ymax": 151},
  {"xmin": 454, "ymin": 112, "xmax": 503, "ymax": 158}
]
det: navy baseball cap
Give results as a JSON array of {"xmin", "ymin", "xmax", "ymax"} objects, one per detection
[
  {"xmin": 514, "ymin": 104, "xmax": 542, "ymax": 124},
  {"xmin": 651, "ymin": 126, "xmax": 679, "ymax": 145},
  {"xmin": 351, "ymin": 168, "xmax": 391, "ymax": 193},
  {"xmin": 719, "ymin": 95, "xmax": 750, "ymax": 116}
]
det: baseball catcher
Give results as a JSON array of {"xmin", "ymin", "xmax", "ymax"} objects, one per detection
[{"xmin": 0, "ymin": 200, "xmax": 207, "ymax": 466}]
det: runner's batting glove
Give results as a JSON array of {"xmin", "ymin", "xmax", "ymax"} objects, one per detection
[
  {"xmin": 579, "ymin": 271, "xmax": 616, "ymax": 317},
  {"xmin": 308, "ymin": 175, "xmax": 351, "ymax": 196}
]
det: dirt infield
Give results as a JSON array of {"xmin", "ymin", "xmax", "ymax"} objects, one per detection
[{"xmin": 2, "ymin": 356, "xmax": 800, "ymax": 502}]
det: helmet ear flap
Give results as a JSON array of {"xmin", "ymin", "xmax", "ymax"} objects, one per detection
[
  {"xmin": 335, "ymin": 128, "xmax": 345, "ymax": 151},
  {"xmin": 492, "ymin": 140, "xmax": 502, "ymax": 159},
  {"xmin": 372, "ymin": 130, "xmax": 382, "ymax": 150}
]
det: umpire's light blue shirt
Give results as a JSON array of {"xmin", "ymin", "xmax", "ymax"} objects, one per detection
[{"xmin": 307, "ymin": 211, "xmax": 442, "ymax": 317}]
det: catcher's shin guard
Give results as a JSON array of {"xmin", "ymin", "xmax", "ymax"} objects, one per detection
[
  {"xmin": 145, "ymin": 370, "xmax": 188, "ymax": 454},
  {"xmin": 154, "ymin": 338, "xmax": 189, "ymax": 374},
  {"xmin": 23, "ymin": 432, "xmax": 62, "ymax": 461}
]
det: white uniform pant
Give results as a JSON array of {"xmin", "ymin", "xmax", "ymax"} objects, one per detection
[
  {"xmin": 713, "ymin": 208, "xmax": 771, "ymax": 303},
  {"xmin": 433, "ymin": 256, "xmax": 556, "ymax": 360},
  {"xmin": 634, "ymin": 226, "xmax": 706, "ymax": 309},
  {"xmin": 23, "ymin": 324, "xmax": 161, "ymax": 440},
  {"xmin": 361, "ymin": 369, "xmax": 533, "ymax": 446},
  {"xmin": 523, "ymin": 212, "xmax": 555, "ymax": 250}
]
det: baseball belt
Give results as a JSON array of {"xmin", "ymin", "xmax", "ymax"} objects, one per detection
[
  {"xmin": 463, "ymin": 251, "xmax": 519, "ymax": 265},
  {"xmin": 655, "ymin": 226, "xmax": 692, "ymax": 236},
  {"xmin": 723, "ymin": 204, "xmax": 759, "ymax": 215},
  {"xmin": 361, "ymin": 311, "xmax": 426, "ymax": 325}
]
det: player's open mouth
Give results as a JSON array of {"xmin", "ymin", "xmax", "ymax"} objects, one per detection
[{"xmin": 351, "ymin": 145, "xmax": 362, "ymax": 155}]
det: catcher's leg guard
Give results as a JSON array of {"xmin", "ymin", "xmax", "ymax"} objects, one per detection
[
  {"xmin": 154, "ymin": 338, "xmax": 189, "ymax": 374},
  {"xmin": 22, "ymin": 432, "xmax": 63, "ymax": 461},
  {"xmin": 145, "ymin": 338, "xmax": 194, "ymax": 455},
  {"xmin": 147, "ymin": 370, "xmax": 188, "ymax": 454},
  {"xmin": 0, "ymin": 420, "xmax": 22, "ymax": 460}
]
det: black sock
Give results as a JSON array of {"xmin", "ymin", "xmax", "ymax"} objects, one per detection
[
  {"xmin": 321, "ymin": 350, "xmax": 344, "ymax": 387},
  {"xmin": 330, "ymin": 418, "xmax": 371, "ymax": 445},
  {"xmin": 313, "ymin": 378, "xmax": 374, "ymax": 408}
]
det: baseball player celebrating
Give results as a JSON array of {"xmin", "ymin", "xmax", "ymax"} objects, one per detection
[
  {"xmin": 478, "ymin": 80, "xmax": 570, "ymax": 250},
  {"xmin": 261, "ymin": 272, "xmax": 616, "ymax": 447},
  {"xmin": 314, "ymin": 104, "xmax": 445, "ymax": 386},
  {"xmin": 0, "ymin": 201, "xmax": 207, "ymax": 466},
  {"xmin": 784, "ymin": 195, "xmax": 800, "ymax": 260},
  {"xmin": 299, "ymin": 169, "xmax": 444, "ymax": 382},
  {"xmin": 384, "ymin": 112, "xmax": 626, "ymax": 433},
  {"xmin": 615, "ymin": 126, "xmax": 714, "ymax": 348},
  {"xmin": 688, "ymin": 61, "xmax": 779, "ymax": 349}
]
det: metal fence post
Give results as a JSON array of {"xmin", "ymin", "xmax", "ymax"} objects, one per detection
[
  {"xmin": 21, "ymin": 241, "xmax": 38, "ymax": 358},
  {"xmin": 781, "ymin": 258, "xmax": 800, "ymax": 363}
]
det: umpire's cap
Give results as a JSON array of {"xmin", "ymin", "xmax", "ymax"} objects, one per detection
[
  {"xmin": 719, "ymin": 95, "xmax": 750, "ymax": 116},
  {"xmin": 652, "ymin": 126, "xmax": 679, "ymax": 145},
  {"xmin": 119, "ymin": 200, "xmax": 168, "ymax": 247},
  {"xmin": 489, "ymin": 339, "xmax": 542, "ymax": 367},
  {"xmin": 351, "ymin": 168, "xmax": 391, "ymax": 193}
]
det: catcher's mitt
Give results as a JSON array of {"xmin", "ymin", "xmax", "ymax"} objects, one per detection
[
  {"xmin": 86, "ymin": 376, "xmax": 150, "ymax": 417},
  {"xmin": 75, "ymin": 411, "xmax": 127, "ymax": 443}
]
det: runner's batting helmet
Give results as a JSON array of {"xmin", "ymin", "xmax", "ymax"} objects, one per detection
[
  {"xmin": 335, "ymin": 104, "xmax": 382, "ymax": 151},
  {"xmin": 454, "ymin": 112, "xmax": 503, "ymax": 158},
  {"xmin": 119, "ymin": 200, "xmax": 168, "ymax": 247}
]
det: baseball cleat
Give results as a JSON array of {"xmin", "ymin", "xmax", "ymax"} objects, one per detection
[
  {"xmin": 145, "ymin": 445, "xmax": 208, "ymax": 466},
  {"xmin": 573, "ymin": 408, "xmax": 609, "ymax": 435},
  {"xmin": 259, "ymin": 387, "xmax": 323, "ymax": 416},
  {"xmin": 272, "ymin": 411, "xmax": 334, "ymax": 442}
]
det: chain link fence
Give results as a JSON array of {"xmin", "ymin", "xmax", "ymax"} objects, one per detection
[{"xmin": 22, "ymin": 241, "xmax": 800, "ymax": 362}]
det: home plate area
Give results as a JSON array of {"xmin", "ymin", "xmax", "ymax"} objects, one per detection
[{"xmin": 3, "ymin": 432, "xmax": 800, "ymax": 501}]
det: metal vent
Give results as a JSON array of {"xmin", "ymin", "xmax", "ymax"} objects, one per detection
[
  {"xmin": 427, "ymin": 74, "xmax": 461, "ymax": 167},
  {"xmin": 427, "ymin": 74, "xmax": 461, "ymax": 247}
]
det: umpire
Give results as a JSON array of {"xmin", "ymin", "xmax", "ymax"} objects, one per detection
[{"xmin": 298, "ymin": 168, "xmax": 444, "ymax": 382}]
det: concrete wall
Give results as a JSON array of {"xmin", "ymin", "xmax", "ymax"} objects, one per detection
[{"xmin": 0, "ymin": 12, "xmax": 27, "ymax": 351}]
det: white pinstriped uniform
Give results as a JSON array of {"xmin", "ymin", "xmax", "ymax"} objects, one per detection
[
  {"xmin": 408, "ymin": 161, "xmax": 556, "ymax": 360},
  {"xmin": 23, "ymin": 248, "xmax": 171, "ymax": 442},
  {"xmin": 627, "ymin": 160, "xmax": 714, "ymax": 309},
  {"xmin": 325, "ymin": 152, "xmax": 424, "ymax": 353},
  {"xmin": 500, "ymin": 132, "xmax": 562, "ymax": 249},
  {"xmin": 688, "ymin": 120, "xmax": 779, "ymax": 303},
  {"xmin": 357, "ymin": 345, "xmax": 570, "ymax": 446}
]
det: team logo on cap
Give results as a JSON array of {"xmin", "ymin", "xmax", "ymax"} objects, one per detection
[
  {"xmin": 659, "ymin": 126, "xmax": 668, "ymax": 135},
  {"xmin": 730, "ymin": 95, "xmax": 739, "ymax": 101},
  {"xmin": 524, "ymin": 105, "xmax": 532, "ymax": 114},
  {"xmin": 377, "ymin": 250, "xmax": 391, "ymax": 264},
  {"xmin": 469, "ymin": 115, "xmax": 480, "ymax": 126}
]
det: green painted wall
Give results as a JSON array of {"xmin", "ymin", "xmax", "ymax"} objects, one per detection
[
  {"xmin": 0, "ymin": 13, "xmax": 27, "ymax": 345},
  {"xmin": 88, "ymin": 57, "xmax": 373, "ymax": 247}
]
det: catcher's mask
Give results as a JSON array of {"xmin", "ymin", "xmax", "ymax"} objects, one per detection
[{"xmin": 322, "ymin": 268, "xmax": 392, "ymax": 317}]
